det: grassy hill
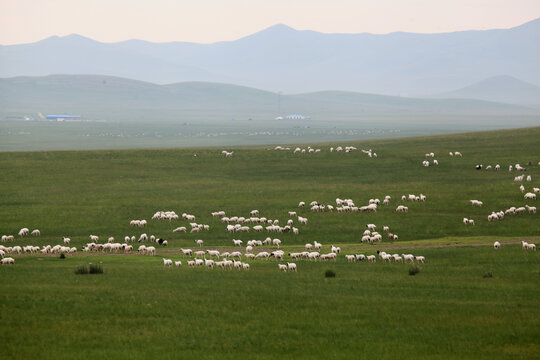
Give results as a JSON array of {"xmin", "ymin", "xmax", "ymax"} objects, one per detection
[
  {"xmin": 1, "ymin": 74, "xmax": 534, "ymax": 122},
  {"xmin": 438, "ymin": 75, "xmax": 540, "ymax": 106},
  {"xmin": 1, "ymin": 128, "xmax": 539, "ymax": 359}
]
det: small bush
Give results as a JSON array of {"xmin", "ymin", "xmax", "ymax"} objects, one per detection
[
  {"xmin": 75, "ymin": 264, "xmax": 103, "ymax": 275},
  {"xmin": 89, "ymin": 264, "xmax": 103, "ymax": 274},
  {"xmin": 409, "ymin": 265, "xmax": 421, "ymax": 276},
  {"xmin": 325, "ymin": 269, "xmax": 336, "ymax": 278},
  {"xmin": 59, "ymin": 253, "xmax": 66, "ymax": 259},
  {"xmin": 483, "ymin": 271, "xmax": 493, "ymax": 278},
  {"xmin": 74, "ymin": 265, "xmax": 89, "ymax": 275}
]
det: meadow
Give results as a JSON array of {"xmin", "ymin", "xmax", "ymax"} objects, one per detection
[{"xmin": 1, "ymin": 127, "xmax": 539, "ymax": 359}]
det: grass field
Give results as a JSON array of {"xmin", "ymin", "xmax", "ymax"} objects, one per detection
[{"xmin": 1, "ymin": 127, "xmax": 540, "ymax": 359}]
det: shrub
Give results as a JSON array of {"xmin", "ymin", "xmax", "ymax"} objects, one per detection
[
  {"xmin": 409, "ymin": 265, "xmax": 421, "ymax": 276},
  {"xmin": 483, "ymin": 271, "xmax": 493, "ymax": 278},
  {"xmin": 59, "ymin": 253, "xmax": 66, "ymax": 259},
  {"xmin": 89, "ymin": 264, "xmax": 103, "ymax": 274},
  {"xmin": 325, "ymin": 269, "xmax": 336, "ymax": 278},
  {"xmin": 74, "ymin": 263, "xmax": 103, "ymax": 275},
  {"xmin": 74, "ymin": 265, "xmax": 89, "ymax": 275}
]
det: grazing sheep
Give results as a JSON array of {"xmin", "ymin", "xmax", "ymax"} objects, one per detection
[
  {"xmin": 402, "ymin": 254, "xmax": 414, "ymax": 262},
  {"xmin": 524, "ymin": 192, "xmax": 536, "ymax": 200},
  {"xmin": 255, "ymin": 251, "xmax": 270, "ymax": 259},
  {"xmin": 470, "ymin": 200, "xmax": 483, "ymax": 207},
  {"xmin": 63, "ymin": 237, "xmax": 71, "ymax": 245},
  {"xmin": 195, "ymin": 239, "xmax": 204, "ymax": 247},
  {"xmin": 415, "ymin": 256, "xmax": 425, "ymax": 263},
  {"xmin": 194, "ymin": 258, "xmax": 204, "ymax": 267},
  {"xmin": 204, "ymin": 259, "xmax": 215, "ymax": 268},
  {"xmin": 232, "ymin": 239, "xmax": 243, "ymax": 246},
  {"xmin": 180, "ymin": 248, "xmax": 193, "ymax": 256},
  {"xmin": 345, "ymin": 255, "xmax": 356, "ymax": 262},
  {"xmin": 272, "ymin": 238, "xmax": 282, "ymax": 248},
  {"xmin": 31, "ymin": 229, "xmax": 40, "ymax": 236},
  {"xmin": 207, "ymin": 250, "xmax": 220, "ymax": 258},
  {"xmin": 314, "ymin": 241, "xmax": 322, "ymax": 251},
  {"xmin": 287, "ymin": 262, "xmax": 297, "ymax": 271},
  {"xmin": 298, "ymin": 201, "xmax": 305, "ymax": 207},
  {"xmin": 396, "ymin": 205, "xmax": 408, "ymax": 213},
  {"xmin": 366, "ymin": 255, "xmax": 376, "ymax": 262},
  {"xmin": 278, "ymin": 264, "xmax": 287, "ymax": 272},
  {"xmin": 493, "ymin": 241, "xmax": 501, "ymax": 250},
  {"xmin": 162, "ymin": 258, "xmax": 173, "ymax": 267},
  {"xmin": 331, "ymin": 245, "xmax": 341, "ymax": 254},
  {"xmin": 525, "ymin": 205, "xmax": 536, "ymax": 214},
  {"xmin": 1, "ymin": 257, "xmax": 15, "ymax": 265}
]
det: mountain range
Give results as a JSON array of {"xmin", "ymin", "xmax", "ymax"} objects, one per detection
[{"xmin": 1, "ymin": 19, "xmax": 539, "ymax": 97}]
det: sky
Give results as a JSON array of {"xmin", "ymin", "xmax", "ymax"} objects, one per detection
[{"xmin": 1, "ymin": 0, "xmax": 540, "ymax": 45}]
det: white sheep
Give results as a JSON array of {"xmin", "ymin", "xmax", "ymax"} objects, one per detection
[
  {"xmin": 162, "ymin": 258, "xmax": 173, "ymax": 267},
  {"xmin": 232, "ymin": 239, "xmax": 243, "ymax": 246},
  {"xmin": 255, "ymin": 251, "xmax": 270, "ymax": 259},
  {"xmin": 63, "ymin": 237, "xmax": 71, "ymax": 245},
  {"xmin": 195, "ymin": 239, "xmax": 204, "ymax": 247},
  {"xmin": 525, "ymin": 205, "xmax": 536, "ymax": 214},
  {"xmin": 146, "ymin": 246, "xmax": 156, "ymax": 256},
  {"xmin": 493, "ymin": 241, "xmax": 501, "ymax": 250},
  {"xmin": 272, "ymin": 238, "xmax": 282, "ymax": 248},
  {"xmin": 31, "ymin": 229, "xmax": 40, "ymax": 236},
  {"xmin": 524, "ymin": 192, "xmax": 536, "ymax": 200},
  {"xmin": 287, "ymin": 262, "xmax": 297, "ymax": 271},
  {"xmin": 402, "ymin": 254, "xmax": 414, "ymax": 262},
  {"xmin": 1, "ymin": 257, "xmax": 15, "ymax": 265},
  {"xmin": 204, "ymin": 259, "xmax": 215, "ymax": 268},
  {"xmin": 345, "ymin": 255, "xmax": 355, "ymax": 262},
  {"xmin": 415, "ymin": 256, "xmax": 425, "ymax": 263},
  {"xmin": 278, "ymin": 264, "xmax": 287, "ymax": 272},
  {"xmin": 207, "ymin": 250, "xmax": 220, "ymax": 258}
]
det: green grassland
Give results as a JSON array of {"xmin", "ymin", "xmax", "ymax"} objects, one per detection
[{"xmin": 1, "ymin": 127, "xmax": 540, "ymax": 359}]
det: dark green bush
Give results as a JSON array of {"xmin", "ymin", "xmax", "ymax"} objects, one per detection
[
  {"xmin": 325, "ymin": 269, "xmax": 336, "ymax": 278},
  {"xmin": 409, "ymin": 265, "xmax": 421, "ymax": 276},
  {"xmin": 75, "ymin": 264, "xmax": 103, "ymax": 275}
]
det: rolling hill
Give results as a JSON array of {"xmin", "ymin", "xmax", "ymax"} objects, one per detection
[
  {"xmin": 0, "ymin": 74, "xmax": 534, "ymax": 122},
  {"xmin": 437, "ymin": 75, "xmax": 540, "ymax": 106}
]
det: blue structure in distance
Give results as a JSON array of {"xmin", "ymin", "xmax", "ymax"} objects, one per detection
[{"xmin": 46, "ymin": 115, "xmax": 81, "ymax": 119}]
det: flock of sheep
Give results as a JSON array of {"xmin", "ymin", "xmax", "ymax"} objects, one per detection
[{"xmin": 1, "ymin": 146, "xmax": 538, "ymax": 270}]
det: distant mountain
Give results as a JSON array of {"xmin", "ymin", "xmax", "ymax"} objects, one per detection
[
  {"xmin": 0, "ymin": 19, "xmax": 539, "ymax": 95},
  {"xmin": 436, "ymin": 75, "xmax": 540, "ymax": 105},
  {"xmin": 0, "ymin": 75, "xmax": 534, "ymax": 122}
]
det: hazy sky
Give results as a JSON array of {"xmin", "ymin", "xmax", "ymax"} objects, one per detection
[{"xmin": 1, "ymin": 0, "xmax": 539, "ymax": 45}]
